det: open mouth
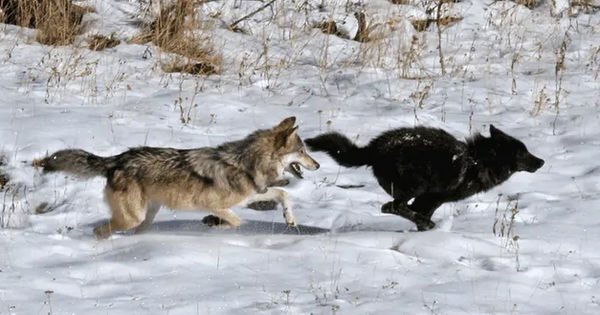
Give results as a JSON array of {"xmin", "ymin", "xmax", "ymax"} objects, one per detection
[{"xmin": 286, "ymin": 162, "xmax": 304, "ymax": 179}]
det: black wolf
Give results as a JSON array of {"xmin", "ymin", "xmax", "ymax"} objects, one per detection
[{"xmin": 304, "ymin": 124, "xmax": 545, "ymax": 231}]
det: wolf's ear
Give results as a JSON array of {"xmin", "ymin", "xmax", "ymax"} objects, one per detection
[
  {"xmin": 275, "ymin": 126, "xmax": 299, "ymax": 149},
  {"xmin": 489, "ymin": 124, "xmax": 506, "ymax": 138},
  {"xmin": 273, "ymin": 116, "xmax": 296, "ymax": 131}
]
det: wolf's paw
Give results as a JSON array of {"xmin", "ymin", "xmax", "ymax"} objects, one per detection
[
  {"xmin": 286, "ymin": 219, "xmax": 298, "ymax": 228},
  {"xmin": 416, "ymin": 220, "xmax": 436, "ymax": 232},
  {"xmin": 202, "ymin": 215, "xmax": 232, "ymax": 228},
  {"xmin": 93, "ymin": 226, "xmax": 112, "ymax": 240},
  {"xmin": 283, "ymin": 210, "xmax": 297, "ymax": 228}
]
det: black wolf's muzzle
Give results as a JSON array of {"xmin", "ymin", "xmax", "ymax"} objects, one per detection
[{"xmin": 523, "ymin": 154, "xmax": 545, "ymax": 173}]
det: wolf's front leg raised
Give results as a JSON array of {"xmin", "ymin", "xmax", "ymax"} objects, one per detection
[{"xmin": 241, "ymin": 187, "xmax": 297, "ymax": 227}]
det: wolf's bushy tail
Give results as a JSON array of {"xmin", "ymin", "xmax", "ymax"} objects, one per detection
[
  {"xmin": 304, "ymin": 132, "xmax": 371, "ymax": 167},
  {"xmin": 32, "ymin": 149, "xmax": 109, "ymax": 178}
]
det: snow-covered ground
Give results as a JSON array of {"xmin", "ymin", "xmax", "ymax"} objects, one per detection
[{"xmin": 1, "ymin": 0, "xmax": 600, "ymax": 314}]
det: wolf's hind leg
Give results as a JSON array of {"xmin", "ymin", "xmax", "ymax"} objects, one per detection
[
  {"xmin": 134, "ymin": 202, "xmax": 161, "ymax": 234},
  {"xmin": 94, "ymin": 185, "xmax": 147, "ymax": 239},
  {"xmin": 382, "ymin": 199, "xmax": 436, "ymax": 231},
  {"xmin": 408, "ymin": 194, "xmax": 446, "ymax": 222},
  {"xmin": 241, "ymin": 188, "xmax": 296, "ymax": 227},
  {"xmin": 376, "ymin": 175, "xmax": 436, "ymax": 232}
]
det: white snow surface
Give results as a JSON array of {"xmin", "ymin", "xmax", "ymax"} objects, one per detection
[{"xmin": 1, "ymin": 0, "xmax": 600, "ymax": 314}]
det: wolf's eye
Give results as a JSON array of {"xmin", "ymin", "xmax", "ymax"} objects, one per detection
[{"xmin": 299, "ymin": 148, "xmax": 305, "ymax": 154}]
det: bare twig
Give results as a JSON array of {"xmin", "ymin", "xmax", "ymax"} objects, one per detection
[
  {"xmin": 552, "ymin": 23, "xmax": 573, "ymax": 135},
  {"xmin": 436, "ymin": 0, "xmax": 446, "ymax": 76},
  {"xmin": 228, "ymin": 0, "xmax": 277, "ymax": 30}
]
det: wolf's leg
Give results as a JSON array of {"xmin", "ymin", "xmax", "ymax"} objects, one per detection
[
  {"xmin": 252, "ymin": 173, "xmax": 269, "ymax": 194},
  {"xmin": 409, "ymin": 194, "xmax": 446, "ymax": 221},
  {"xmin": 94, "ymin": 185, "xmax": 147, "ymax": 239},
  {"xmin": 270, "ymin": 179, "xmax": 290, "ymax": 187},
  {"xmin": 374, "ymin": 173, "xmax": 436, "ymax": 231},
  {"xmin": 245, "ymin": 179, "xmax": 290, "ymax": 211},
  {"xmin": 381, "ymin": 199, "xmax": 436, "ymax": 231},
  {"xmin": 240, "ymin": 188, "xmax": 296, "ymax": 227},
  {"xmin": 134, "ymin": 202, "xmax": 161, "ymax": 234},
  {"xmin": 203, "ymin": 208, "xmax": 242, "ymax": 228}
]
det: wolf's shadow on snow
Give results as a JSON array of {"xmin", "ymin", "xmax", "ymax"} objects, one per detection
[{"xmin": 85, "ymin": 218, "xmax": 332, "ymax": 236}]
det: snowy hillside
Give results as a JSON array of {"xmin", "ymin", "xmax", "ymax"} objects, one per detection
[{"xmin": 1, "ymin": 0, "xmax": 600, "ymax": 314}]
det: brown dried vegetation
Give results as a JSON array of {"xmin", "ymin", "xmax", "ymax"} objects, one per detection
[
  {"xmin": 0, "ymin": 0, "xmax": 94, "ymax": 46},
  {"xmin": 129, "ymin": 0, "xmax": 221, "ymax": 75}
]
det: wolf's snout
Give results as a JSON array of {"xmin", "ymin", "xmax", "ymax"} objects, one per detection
[
  {"xmin": 526, "ymin": 155, "xmax": 545, "ymax": 172},
  {"xmin": 536, "ymin": 157, "xmax": 545, "ymax": 168},
  {"xmin": 312, "ymin": 161, "xmax": 320, "ymax": 170}
]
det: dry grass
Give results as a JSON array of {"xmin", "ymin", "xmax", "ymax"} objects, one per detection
[
  {"xmin": 0, "ymin": 0, "xmax": 94, "ymax": 46},
  {"xmin": 0, "ymin": 153, "xmax": 8, "ymax": 191},
  {"xmin": 388, "ymin": 0, "xmax": 462, "ymax": 4},
  {"xmin": 0, "ymin": 174, "xmax": 7, "ymax": 190},
  {"xmin": 492, "ymin": 195, "xmax": 522, "ymax": 271},
  {"xmin": 531, "ymin": 82, "xmax": 548, "ymax": 116},
  {"xmin": 507, "ymin": 0, "xmax": 542, "ymax": 9},
  {"xmin": 317, "ymin": 12, "xmax": 372, "ymax": 42},
  {"xmin": 573, "ymin": 0, "xmax": 600, "ymax": 7},
  {"xmin": 318, "ymin": 20, "xmax": 346, "ymax": 39},
  {"xmin": 411, "ymin": 16, "xmax": 464, "ymax": 32},
  {"xmin": 129, "ymin": 0, "xmax": 221, "ymax": 76},
  {"xmin": 161, "ymin": 58, "xmax": 218, "ymax": 75},
  {"xmin": 88, "ymin": 34, "xmax": 121, "ymax": 51},
  {"xmin": 570, "ymin": 0, "xmax": 600, "ymax": 14}
]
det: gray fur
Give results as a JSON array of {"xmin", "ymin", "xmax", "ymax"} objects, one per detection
[{"xmin": 32, "ymin": 116, "xmax": 320, "ymax": 239}]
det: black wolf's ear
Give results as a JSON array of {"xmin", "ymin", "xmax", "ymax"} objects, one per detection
[
  {"xmin": 489, "ymin": 124, "xmax": 507, "ymax": 138},
  {"xmin": 273, "ymin": 116, "xmax": 296, "ymax": 131},
  {"xmin": 275, "ymin": 126, "xmax": 299, "ymax": 148}
]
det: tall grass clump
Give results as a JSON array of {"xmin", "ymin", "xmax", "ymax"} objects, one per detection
[{"xmin": 0, "ymin": 0, "xmax": 93, "ymax": 45}]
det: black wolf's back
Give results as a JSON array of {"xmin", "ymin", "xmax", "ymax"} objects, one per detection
[
  {"xmin": 368, "ymin": 127, "xmax": 469, "ymax": 189},
  {"xmin": 369, "ymin": 126, "xmax": 462, "ymax": 154},
  {"xmin": 305, "ymin": 127, "xmax": 463, "ymax": 167}
]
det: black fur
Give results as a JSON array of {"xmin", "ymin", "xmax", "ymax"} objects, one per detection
[{"xmin": 304, "ymin": 125, "xmax": 545, "ymax": 231}]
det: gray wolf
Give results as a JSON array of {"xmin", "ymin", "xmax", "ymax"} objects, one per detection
[
  {"xmin": 304, "ymin": 124, "xmax": 545, "ymax": 231},
  {"xmin": 32, "ymin": 117, "xmax": 320, "ymax": 239}
]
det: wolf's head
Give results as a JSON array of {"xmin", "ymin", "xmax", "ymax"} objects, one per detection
[
  {"xmin": 489, "ymin": 124, "xmax": 545, "ymax": 173},
  {"xmin": 272, "ymin": 116, "xmax": 320, "ymax": 179}
]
